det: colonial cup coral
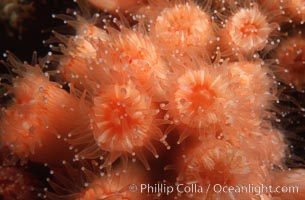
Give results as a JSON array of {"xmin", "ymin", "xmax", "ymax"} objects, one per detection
[{"xmin": 0, "ymin": 0, "xmax": 305, "ymax": 200}]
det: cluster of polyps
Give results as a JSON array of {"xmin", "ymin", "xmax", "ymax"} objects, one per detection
[{"xmin": 0, "ymin": 0, "xmax": 305, "ymax": 199}]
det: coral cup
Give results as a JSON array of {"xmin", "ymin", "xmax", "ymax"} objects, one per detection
[
  {"xmin": 0, "ymin": 55, "xmax": 86, "ymax": 165},
  {"xmin": 47, "ymin": 162, "xmax": 150, "ymax": 200},
  {"xmin": 220, "ymin": 4, "xmax": 277, "ymax": 57},
  {"xmin": 0, "ymin": 103, "xmax": 73, "ymax": 165},
  {"xmin": 177, "ymin": 139, "xmax": 269, "ymax": 199},
  {"xmin": 273, "ymin": 35, "xmax": 305, "ymax": 91},
  {"xmin": 150, "ymin": 1, "xmax": 216, "ymax": 58},
  {"xmin": 88, "ymin": 80, "xmax": 166, "ymax": 169}
]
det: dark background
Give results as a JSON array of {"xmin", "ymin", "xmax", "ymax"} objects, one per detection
[{"xmin": 0, "ymin": 0, "xmax": 76, "ymax": 61}]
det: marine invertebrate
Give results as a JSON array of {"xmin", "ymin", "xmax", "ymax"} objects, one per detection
[
  {"xmin": 162, "ymin": 64, "xmax": 237, "ymax": 143},
  {"xmin": 219, "ymin": 3, "xmax": 279, "ymax": 58},
  {"xmin": 0, "ymin": 0, "xmax": 304, "ymax": 199},
  {"xmin": 228, "ymin": 123, "xmax": 287, "ymax": 169},
  {"xmin": 89, "ymin": 80, "xmax": 165, "ymax": 169},
  {"xmin": 284, "ymin": 0, "xmax": 305, "ymax": 24},
  {"xmin": 0, "ymin": 54, "xmax": 85, "ymax": 165},
  {"xmin": 149, "ymin": 1, "xmax": 216, "ymax": 59},
  {"xmin": 0, "ymin": 103, "xmax": 73, "ymax": 165},
  {"xmin": 226, "ymin": 59, "xmax": 277, "ymax": 114},
  {"xmin": 93, "ymin": 27, "xmax": 169, "ymax": 100},
  {"xmin": 273, "ymin": 34, "xmax": 305, "ymax": 91},
  {"xmin": 176, "ymin": 139, "xmax": 269, "ymax": 199},
  {"xmin": 47, "ymin": 161, "xmax": 151, "ymax": 200},
  {"xmin": 52, "ymin": 15, "xmax": 108, "ymax": 90}
]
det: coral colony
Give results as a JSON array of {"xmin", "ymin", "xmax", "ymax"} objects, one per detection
[{"xmin": 1, "ymin": 0, "xmax": 305, "ymax": 199}]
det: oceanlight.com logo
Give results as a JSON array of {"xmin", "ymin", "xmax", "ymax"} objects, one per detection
[
  {"xmin": 213, "ymin": 184, "xmax": 299, "ymax": 196},
  {"xmin": 128, "ymin": 183, "xmax": 299, "ymax": 196}
]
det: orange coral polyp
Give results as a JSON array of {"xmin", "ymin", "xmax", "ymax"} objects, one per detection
[
  {"xmin": 224, "ymin": 4, "xmax": 274, "ymax": 56},
  {"xmin": 11, "ymin": 64, "xmax": 84, "ymax": 136},
  {"xmin": 168, "ymin": 68, "xmax": 232, "ymax": 130},
  {"xmin": 1, "ymin": 104, "xmax": 46, "ymax": 157},
  {"xmin": 259, "ymin": 128, "xmax": 286, "ymax": 166},
  {"xmin": 54, "ymin": 18, "xmax": 108, "ymax": 88},
  {"xmin": 95, "ymin": 28, "xmax": 168, "ymax": 100},
  {"xmin": 285, "ymin": 0, "xmax": 305, "ymax": 23},
  {"xmin": 59, "ymin": 56, "xmax": 89, "ymax": 83},
  {"xmin": 67, "ymin": 37, "xmax": 97, "ymax": 59},
  {"xmin": 226, "ymin": 60, "xmax": 276, "ymax": 112},
  {"xmin": 151, "ymin": 2, "xmax": 215, "ymax": 56},
  {"xmin": 90, "ymin": 81, "xmax": 159, "ymax": 153},
  {"xmin": 97, "ymin": 29, "xmax": 157, "ymax": 70},
  {"xmin": 79, "ymin": 175, "xmax": 142, "ymax": 200},
  {"xmin": 0, "ymin": 61, "xmax": 85, "ymax": 164},
  {"xmin": 76, "ymin": 164, "xmax": 148, "ymax": 200},
  {"xmin": 274, "ymin": 35, "xmax": 305, "ymax": 91},
  {"xmin": 177, "ymin": 140, "xmax": 267, "ymax": 199},
  {"xmin": 58, "ymin": 37, "xmax": 97, "ymax": 88},
  {"xmin": 179, "ymin": 141, "xmax": 251, "ymax": 185},
  {"xmin": 176, "ymin": 80, "xmax": 216, "ymax": 111},
  {"xmin": 0, "ymin": 102, "xmax": 75, "ymax": 165},
  {"xmin": 11, "ymin": 64, "xmax": 48, "ymax": 104},
  {"xmin": 74, "ymin": 22, "xmax": 108, "ymax": 41},
  {"xmin": 230, "ymin": 9, "xmax": 269, "ymax": 48},
  {"xmin": 39, "ymin": 83, "xmax": 85, "ymax": 135}
]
